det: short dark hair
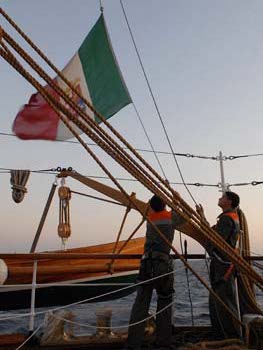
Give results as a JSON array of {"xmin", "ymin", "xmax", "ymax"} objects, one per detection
[
  {"xmin": 225, "ymin": 191, "xmax": 240, "ymax": 208},
  {"xmin": 150, "ymin": 195, "xmax": 166, "ymax": 212}
]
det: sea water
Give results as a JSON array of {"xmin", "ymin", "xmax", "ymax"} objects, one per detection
[{"xmin": 0, "ymin": 260, "xmax": 262, "ymax": 335}]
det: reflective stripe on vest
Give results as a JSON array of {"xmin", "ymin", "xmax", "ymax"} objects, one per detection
[
  {"xmin": 223, "ymin": 211, "xmax": 239, "ymax": 223},
  {"xmin": 148, "ymin": 210, "xmax": 172, "ymax": 225}
]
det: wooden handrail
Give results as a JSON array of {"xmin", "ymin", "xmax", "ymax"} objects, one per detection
[{"xmin": 0, "ymin": 253, "xmax": 262, "ymax": 260}]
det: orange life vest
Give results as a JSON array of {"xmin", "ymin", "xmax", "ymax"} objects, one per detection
[
  {"xmin": 148, "ymin": 210, "xmax": 172, "ymax": 222},
  {"xmin": 221, "ymin": 211, "xmax": 240, "ymax": 281}
]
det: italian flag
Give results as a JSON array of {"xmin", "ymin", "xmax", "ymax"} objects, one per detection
[{"xmin": 13, "ymin": 15, "xmax": 132, "ymax": 140}]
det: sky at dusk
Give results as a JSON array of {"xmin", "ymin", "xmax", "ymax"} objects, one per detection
[{"xmin": 1, "ymin": 0, "xmax": 263, "ymax": 254}]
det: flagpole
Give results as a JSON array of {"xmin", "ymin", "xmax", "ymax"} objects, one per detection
[{"xmin": 99, "ymin": 0, "xmax": 104, "ymax": 13}]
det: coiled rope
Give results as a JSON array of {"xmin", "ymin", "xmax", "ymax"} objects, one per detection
[{"xmin": 10, "ymin": 169, "xmax": 30, "ymax": 203}]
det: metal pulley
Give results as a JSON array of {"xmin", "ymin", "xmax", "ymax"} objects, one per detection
[
  {"xmin": 58, "ymin": 186, "xmax": 71, "ymax": 200},
  {"xmin": 58, "ymin": 181, "xmax": 71, "ymax": 246}
]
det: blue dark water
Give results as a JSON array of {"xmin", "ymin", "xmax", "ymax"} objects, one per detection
[{"xmin": 0, "ymin": 260, "xmax": 262, "ymax": 335}]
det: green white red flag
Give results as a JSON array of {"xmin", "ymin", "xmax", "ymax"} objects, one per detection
[{"xmin": 13, "ymin": 15, "xmax": 131, "ymax": 140}]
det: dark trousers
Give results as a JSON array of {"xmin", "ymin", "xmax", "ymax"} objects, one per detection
[
  {"xmin": 127, "ymin": 258, "xmax": 174, "ymax": 350},
  {"xmin": 209, "ymin": 259, "xmax": 242, "ymax": 340}
]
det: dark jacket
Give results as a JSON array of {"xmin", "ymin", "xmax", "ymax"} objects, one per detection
[{"xmin": 144, "ymin": 210, "xmax": 184, "ymax": 255}]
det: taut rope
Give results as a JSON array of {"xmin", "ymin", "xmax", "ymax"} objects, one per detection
[{"xmin": 0, "ymin": 9, "xmax": 262, "ymax": 324}]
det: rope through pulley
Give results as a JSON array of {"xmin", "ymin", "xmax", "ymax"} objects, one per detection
[
  {"xmin": 58, "ymin": 180, "xmax": 71, "ymax": 247},
  {"xmin": 1, "ymin": 8, "xmax": 263, "ymax": 316},
  {"xmin": 10, "ymin": 169, "xmax": 30, "ymax": 203}
]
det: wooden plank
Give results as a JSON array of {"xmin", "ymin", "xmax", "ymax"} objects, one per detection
[{"xmin": 1, "ymin": 252, "xmax": 262, "ymax": 260}]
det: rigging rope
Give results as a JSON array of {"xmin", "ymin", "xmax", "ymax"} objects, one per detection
[
  {"xmin": 228, "ymin": 153, "xmax": 263, "ymax": 160},
  {"xmin": 70, "ymin": 190, "xmax": 125, "ymax": 206},
  {"xmin": 119, "ymin": 0, "xmax": 197, "ymax": 205},
  {"xmin": 132, "ymin": 104, "xmax": 168, "ymax": 180},
  {"xmin": 1, "ymin": 10, "xmax": 263, "ymax": 321},
  {"xmin": 3, "ymin": 167, "xmax": 263, "ymax": 189},
  {"xmin": 14, "ymin": 323, "xmax": 43, "ymax": 350},
  {"xmin": 0, "ymin": 47, "xmax": 244, "ymax": 325},
  {"xmin": 0, "ymin": 24, "xmax": 180, "ymax": 210},
  {"xmin": 1, "ymin": 131, "xmax": 263, "ymax": 162},
  {"xmin": 0, "ymin": 267, "xmax": 179, "ymax": 322},
  {"xmin": 0, "ymin": 25, "xmax": 261, "ymax": 289},
  {"xmin": 0, "ymin": 36, "xmax": 183, "ymax": 221},
  {"xmin": 103, "ymin": 3, "xmax": 168, "ymax": 180}
]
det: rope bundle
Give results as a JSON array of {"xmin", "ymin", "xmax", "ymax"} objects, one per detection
[
  {"xmin": 10, "ymin": 169, "xmax": 30, "ymax": 203},
  {"xmin": 0, "ymin": 8, "xmax": 262, "ymax": 323}
]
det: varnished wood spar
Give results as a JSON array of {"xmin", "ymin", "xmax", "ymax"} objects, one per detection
[
  {"xmin": 59, "ymin": 171, "xmax": 209, "ymax": 249},
  {"xmin": 58, "ymin": 173, "xmax": 263, "ymax": 262},
  {"xmin": 0, "ymin": 253, "xmax": 141, "ymax": 260},
  {"xmin": 59, "ymin": 171, "xmax": 148, "ymax": 213},
  {"xmin": 2, "ymin": 238, "xmax": 145, "ymax": 262},
  {"xmin": 8, "ymin": 263, "xmax": 140, "ymax": 276},
  {"xmin": 0, "ymin": 253, "xmax": 208, "ymax": 260},
  {"xmin": 30, "ymin": 183, "xmax": 57, "ymax": 253}
]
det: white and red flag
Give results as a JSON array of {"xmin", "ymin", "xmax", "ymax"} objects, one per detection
[{"xmin": 13, "ymin": 15, "xmax": 131, "ymax": 140}]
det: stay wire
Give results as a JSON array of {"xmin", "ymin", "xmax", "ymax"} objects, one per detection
[
  {"xmin": 0, "ymin": 168, "xmax": 219, "ymax": 186},
  {"xmin": 70, "ymin": 190, "xmax": 125, "ymax": 206},
  {"xmin": 120, "ymin": 0, "xmax": 197, "ymax": 205},
  {"xmin": 0, "ymin": 133, "xmax": 220, "ymax": 160},
  {"xmin": 103, "ymin": 5, "xmax": 169, "ymax": 180},
  {"xmin": 2, "ymin": 166, "xmax": 263, "ymax": 188},
  {"xmin": 0, "ymin": 167, "xmax": 57, "ymax": 175},
  {"xmin": 2, "ymin": 132, "xmax": 263, "ymax": 161},
  {"xmin": 132, "ymin": 104, "xmax": 168, "ymax": 180},
  {"xmin": 228, "ymin": 153, "xmax": 263, "ymax": 160}
]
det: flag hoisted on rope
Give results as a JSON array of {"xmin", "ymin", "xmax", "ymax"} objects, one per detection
[{"xmin": 12, "ymin": 15, "xmax": 132, "ymax": 141}]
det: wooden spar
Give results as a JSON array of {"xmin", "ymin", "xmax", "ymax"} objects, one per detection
[
  {"xmin": 58, "ymin": 170, "xmax": 207, "ymax": 248},
  {"xmin": 8, "ymin": 263, "xmax": 140, "ymax": 276},
  {"xmin": 30, "ymin": 183, "xmax": 57, "ymax": 253},
  {"xmin": 1, "ymin": 253, "xmax": 262, "ymax": 260},
  {"xmin": 58, "ymin": 171, "xmax": 148, "ymax": 213},
  {"xmin": 0, "ymin": 253, "xmax": 204, "ymax": 260},
  {"xmin": 0, "ymin": 253, "xmax": 143, "ymax": 260}
]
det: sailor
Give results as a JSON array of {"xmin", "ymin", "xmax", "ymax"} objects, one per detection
[
  {"xmin": 196, "ymin": 191, "xmax": 242, "ymax": 340},
  {"xmin": 126, "ymin": 194, "xmax": 184, "ymax": 350}
]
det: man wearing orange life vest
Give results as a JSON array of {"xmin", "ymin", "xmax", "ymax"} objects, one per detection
[
  {"xmin": 196, "ymin": 191, "xmax": 242, "ymax": 340},
  {"xmin": 126, "ymin": 194, "xmax": 184, "ymax": 350}
]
